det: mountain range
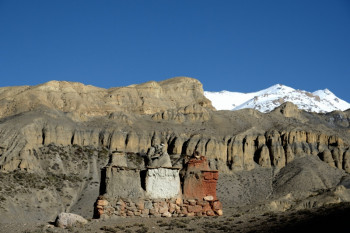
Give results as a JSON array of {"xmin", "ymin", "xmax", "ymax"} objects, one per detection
[{"xmin": 204, "ymin": 84, "xmax": 350, "ymax": 113}]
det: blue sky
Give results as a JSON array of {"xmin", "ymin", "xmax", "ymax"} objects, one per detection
[{"xmin": 1, "ymin": 0, "xmax": 350, "ymax": 101}]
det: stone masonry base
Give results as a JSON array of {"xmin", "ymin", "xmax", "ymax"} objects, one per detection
[{"xmin": 95, "ymin": 196, "xmax": 223, "ymax": 218}]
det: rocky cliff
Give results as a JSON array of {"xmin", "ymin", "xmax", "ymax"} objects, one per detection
[
  {"xmin": 0, "ymin": 77, "xmax": 213, "ymax": 120},
  {"xmin": 0, "ymin": 77, "xmax": 350, "ymax": 223}
]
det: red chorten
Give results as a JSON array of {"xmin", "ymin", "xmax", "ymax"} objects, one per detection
[{"xmin": 183, "ymin": 155, "xmax": 219, "ymax": 200}]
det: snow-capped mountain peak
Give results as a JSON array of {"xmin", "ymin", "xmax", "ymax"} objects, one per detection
[{"xmin": 204, "ymin": 84, "xmax": 350, "ymax": 113}]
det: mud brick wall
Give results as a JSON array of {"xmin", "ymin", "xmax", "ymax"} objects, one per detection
[{"xmin": 95, "ymin": 197, "xmax": 223, "ymax": 218}]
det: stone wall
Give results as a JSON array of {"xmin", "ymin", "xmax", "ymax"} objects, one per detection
[{"xmin": 95, "ymin": 196, "xmax": 223, "ymax": 218}]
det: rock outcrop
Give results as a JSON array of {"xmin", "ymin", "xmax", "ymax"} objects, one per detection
[{"xmin": 146, "ymin": 144, "xmax": 172, "ymax": 167}]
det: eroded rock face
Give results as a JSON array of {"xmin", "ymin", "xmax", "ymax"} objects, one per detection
[
  {"xmin": 1, "ymin": 113, "xmax": 349, "ymax": 175},
  {"xmin": 0, "ymin": 77, "xmax": 213, "ymax": 119}
]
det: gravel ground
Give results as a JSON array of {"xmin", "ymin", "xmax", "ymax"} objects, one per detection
[{"xmin": 2, "ymin": 202, "xmax": 350, "ymax": 233}]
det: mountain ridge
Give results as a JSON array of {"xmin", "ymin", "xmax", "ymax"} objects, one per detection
[
  {"xmin": 0, "ymin": 77, "xmax": 213, "ymax": 120},
  {"xmin": 204, "ymin": 84, "xmax": 350, "ymax": 113}
]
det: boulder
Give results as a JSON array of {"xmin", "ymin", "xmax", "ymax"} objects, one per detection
[{"xmin": 55, "ymin": 212, "xmax": 88, "ymax": 228}]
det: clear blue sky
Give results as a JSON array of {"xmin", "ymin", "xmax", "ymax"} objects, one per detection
[{"xmin": 1, "ymin": 0, "xmax": 350, "ymax": 101}]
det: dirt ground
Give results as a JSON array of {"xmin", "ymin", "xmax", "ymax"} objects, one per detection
[{"xmin": 2, "ymin": 202, "xmax": 350, "ymax": 233}]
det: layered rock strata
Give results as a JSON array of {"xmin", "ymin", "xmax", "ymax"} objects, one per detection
[
  {"xmin": 0, "ymin": 77, "xmax": 213, "ymax": 119},
  {"xmin": 0, "ymin": 78, "xmax": 349, "ymax": 175}
]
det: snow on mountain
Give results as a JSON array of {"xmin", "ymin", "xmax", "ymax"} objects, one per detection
[{"xmin": 204, "ymin": 84, "xmax": 350, "ymax": 113}]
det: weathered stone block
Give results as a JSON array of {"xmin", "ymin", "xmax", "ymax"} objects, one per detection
[
  {"xmin": 134, "ymin": 211, "xmax": 141, "ymax": 216},
  {"xmin": 97, "ymin": 208, "xmax": 104, "ymax": 215},
  {"xmin": 215, "ymin": 209, "xmax": 223, "ymax": 216},
  {"xmin": 206, "ymin": 210, "xmax": 215, "ymax": 216},
  {"xmin": 196, "ymin": 212, "xmax": 203, "ymax": 216},
  {"xmin": 159, "ymin": 201, "xmax": 167, "ymax": 207},
  {"xmin": 204, "ymin": 195, "xmax": 214, "ymax": 201},
  {"xmin": 188, "ymin": 199, "xmax": 196, "ymax": 206},
  {"xmin": 116, "ymin": 200, "xmax": 126, "ymax": 211},
  {"xmin": 175, "ymin": 197, "xmax": 183, "ymax": 205},
  {"xmin": 141, "ymin": 209, "xmax": 149, "ymax": 215},
  {"xmin": 144, "ymin": 200, "xmax": 153, "ymax": 209},
  {"xmin": 126, "ymin": 206, "xmax": 137, "ymax": 212},
  {"xmin": 159, "ymin": 206, "xmax": 168, "ymax": 214},
  {"xmin": 212, "ymin": 201, "xmax": 222, "ymax": 210},
  {"xmin": 149, "ymin": 209, "xmax": 158, "ymax": 215},
  {"xmin": 136, "ymin": 201, "xmax": 144, "ymax": 210},
  {"xmin": 169, "ymin": 203, "xmax": 176, "ymax": 213},
  {"xmin": 97, "ymin": 200, "xmax": 109, "ymax": 206},
  {"xmin": 162, "ymin": 212, "xmax": 172, "ymax": 217},
  {"xmin": 128, "ymin": 202, "xmax": 136, "ymax": 208},
  {"xmin": 105, "ymin": 207, "xmax": 115, "ymax": 216},
  {"xmin": 188, "ymin": 205, "xmax": 202, "ymax": 213},
  {"xmin": 197, "ymin": 200, "xmax": 205, "ymax": 206},
  {"xmin": 202, "ymin": 202, "xmax": 212, "ymax": 212}
]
